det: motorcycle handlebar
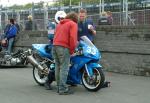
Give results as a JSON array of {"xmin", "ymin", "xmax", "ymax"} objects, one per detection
[{"xmin": 72, "ymin": 49, "xmax": 83, "ymax": 57}]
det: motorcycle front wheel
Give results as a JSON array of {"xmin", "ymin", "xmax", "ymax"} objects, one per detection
[{"xmin": 82, "ymin": 68, "xmax": 105, "ymax": 92}]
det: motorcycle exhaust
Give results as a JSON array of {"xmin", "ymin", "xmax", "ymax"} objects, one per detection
[{"xmin": 27, "ymin": 55, "xmax": 45, "ymax": 70}]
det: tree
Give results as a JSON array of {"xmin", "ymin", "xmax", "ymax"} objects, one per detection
[
  {"xmin": 53, "ymin": 0, "xmax": 138, "ymax": 6},
  {"xmin": 23, "ymin": 3, "xmax": 32, "ymax": 9},
  {"xmin": 53, "ymin": 0, "xmax": 80, "ymax": 6},
  {"xmin": 9, "ymin": 5, "xmax": 23, "ymax": 10}
]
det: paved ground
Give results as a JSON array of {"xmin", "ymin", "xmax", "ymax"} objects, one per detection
[{"xmin": 0, "ymin": 67, "xmax": 149, "ymax": 103}]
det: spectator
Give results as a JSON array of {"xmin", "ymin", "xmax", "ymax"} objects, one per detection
[
  {"xmin": 25, "ymin": 15, "xmax": 37, "ymax": 30},
  {"xmin": 0, "ymin": 34, "xmax": 3, "ymax": 52},
  {"xmin": 4, "ymin": 19, "xmax": 20, "ymax": 34},
  {"xmin": 4, "ymin": 19, "xmax": 17, "ymax": 54},
  {"xmin": 107, "ymin": 11, "xmax": 113, "ymax": 25},
  {"xmin": 98, "ymin": 12, "xmax": 110, "ymax": 25},
  {"xmin": 4, "ymin": 20, "xmax": 11, "ymax": 35},
  {"xmin": 14, "ymin": 19, "xmax": 20, "ymax": 34},
  {"xmin": 52, "ymin": 12, "xmax": 78, "ymax": 95},
  {"xmin": 47, "ymin": 20, "xmax": 56, "ymax": 44},
  {"xmin": 0, "ymin": 43, "xmax": 2, "ymax": 52},
  {"xmin": 78, "ymin": 8, "xmax": 96, "ymax": 42}
]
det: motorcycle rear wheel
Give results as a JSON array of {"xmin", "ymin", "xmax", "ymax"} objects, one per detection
[
  {"xmin": 33, "ymin": 67, "xmax": 47, "ymax": 86},
  {"xmin": 82, "ymin": 68, "xmax": 105, "ymax": 92},
  {"xmin": 32, "ymin": 52, "xmax": 48, "ymax": 86}
]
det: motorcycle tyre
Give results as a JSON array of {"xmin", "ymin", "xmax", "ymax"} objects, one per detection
[
  {"xmin": 33, "ymin": 67, "xmax": 47, "ymax": 86},
  {"xmin": 82, "ymin": 68, "xmax": 105, "ymax": 92}
]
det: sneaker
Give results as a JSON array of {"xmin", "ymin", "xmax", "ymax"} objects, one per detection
[
  {"xmin": 59, "ymin": 89, "xmax": 74, "ymax": 95},
  {"xmin": 69, "ymin": 84, "xmax": 77, "ymax": 87},
  {"xmin": 67, "ymin": 82, "xmax": 77, "ymax": 87}
]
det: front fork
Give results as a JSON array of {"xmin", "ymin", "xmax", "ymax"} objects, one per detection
[
  {"xmin": 84, "ymin": 63, "xmax": 102, "ymax": 85},
  {"xmin": 85, "ymin": 64, "xmax": 93, "ymax": 77},
  {"xmin": 84, "ymin": 63, "xmax": 102, "ymax": 77}
]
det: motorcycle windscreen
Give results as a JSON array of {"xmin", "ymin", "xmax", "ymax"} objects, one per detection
[{"xmin": 80, "ymin": 36, "xmax": 101, "ymax": 60}]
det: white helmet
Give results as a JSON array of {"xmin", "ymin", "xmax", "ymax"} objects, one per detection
[{"xmin": 55, "ymin": 11, "xmax": 67, "ymax": 24}]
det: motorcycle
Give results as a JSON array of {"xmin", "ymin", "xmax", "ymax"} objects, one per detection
[
  {"xmin": 28, "ymin": 36, "xmax": 105, "ymax": 91},
  {"xmin": 0, "ymin": 34, "xmax": 29, "ymax": 67},
  {"xmin": 0, "ymin": 49, "xmax": 29, "ymax": 67}
]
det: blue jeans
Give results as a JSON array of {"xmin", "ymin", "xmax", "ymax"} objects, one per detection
[
  {"xmin": 6, "ymin": 38, "xmax": 15, "ymax": 54},
  {"xmin": 52, "ymin": 46, "xmax": 70, "ymax": 92}
]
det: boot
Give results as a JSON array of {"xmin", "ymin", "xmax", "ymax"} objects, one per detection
[{"xmin": 44, "ymin": 79, "xmax": 52, "ymax": 90}]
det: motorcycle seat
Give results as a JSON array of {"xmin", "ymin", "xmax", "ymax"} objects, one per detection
[{"xmin": 45, "ymin": 45, "xmax": 52, "ymax": 54}]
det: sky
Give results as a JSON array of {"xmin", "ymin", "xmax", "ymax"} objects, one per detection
[{"xmin": 0, "ymin": 0, "xmax": 54, "ymax": 7}]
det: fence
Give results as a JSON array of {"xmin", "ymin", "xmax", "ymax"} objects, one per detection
[
  {"xmin": 1, "ymin": 1, "xmax": 150, "ymax": 32},
  {"xmin": 88, "ymin": 9, "xmax": 150, "ymax": 26}
]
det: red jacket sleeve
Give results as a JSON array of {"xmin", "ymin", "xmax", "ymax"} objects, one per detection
[{"xmin": 69, "ymin": 22, "xmax": 78, "ymax": 55}]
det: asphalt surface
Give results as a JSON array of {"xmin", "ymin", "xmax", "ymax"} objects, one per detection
[{"xmin": 0, "ymin": 67, "xmax": 149, "ymax": 103}]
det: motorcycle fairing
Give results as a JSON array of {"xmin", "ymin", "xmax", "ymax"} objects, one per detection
[
  {"xmin": 79, "ymin": 40, "xmax": 100, "ymax": 60},
  {"xmin": 32, "ymin": 44, "xmax": 52, "ymax": 59},
  {"xmin": 67, "ymin": 56, "xmax": 91, "ymax": 84}
]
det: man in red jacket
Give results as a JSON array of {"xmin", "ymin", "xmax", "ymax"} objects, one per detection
[{"xmin": 52, "ymin": 12, "xmax": 78, "ymax": 95}]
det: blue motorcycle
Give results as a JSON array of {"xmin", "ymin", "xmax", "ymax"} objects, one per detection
[{"xmin": 30, "ymin": 36, "xmax": 105, "ymax": 91}]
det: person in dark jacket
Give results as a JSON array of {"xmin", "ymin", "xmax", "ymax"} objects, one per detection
[
  {"xmin": 98, "ymin": 12, "xmax": 109, "ymax": 25},
  {"xmin": 25, "ymin": 15, "xmax": 37, "ymax": 30},
  {"xmin": 4, "ymin": 19, "xmax": 17, "ymax": 54},
  {"xmin": 47, "ymin": 21, "xmax": 56, "ymax": 44},
  {"xmin": 14, "ymin": 19, "xmax": 20, "ymax": 34},
  {"xmin": 52, "ymin": 12, "xmax": 78, "ymax": 95},
  {"xmin": 98, "ymin": 11, "xmax": 113, "ymax": 25},
  {"xmin": 78, "ymin": 9, "xmax": 96, "ymax": 42}
]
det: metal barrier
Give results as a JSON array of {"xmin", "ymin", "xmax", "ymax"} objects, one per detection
[
  {"xmin": 1, "ymin": 1, "xmax": 150, "ymax": 32},
  {"xmin": 88, "ymin": 9, "xmax": 150, "ymax": 26}
]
